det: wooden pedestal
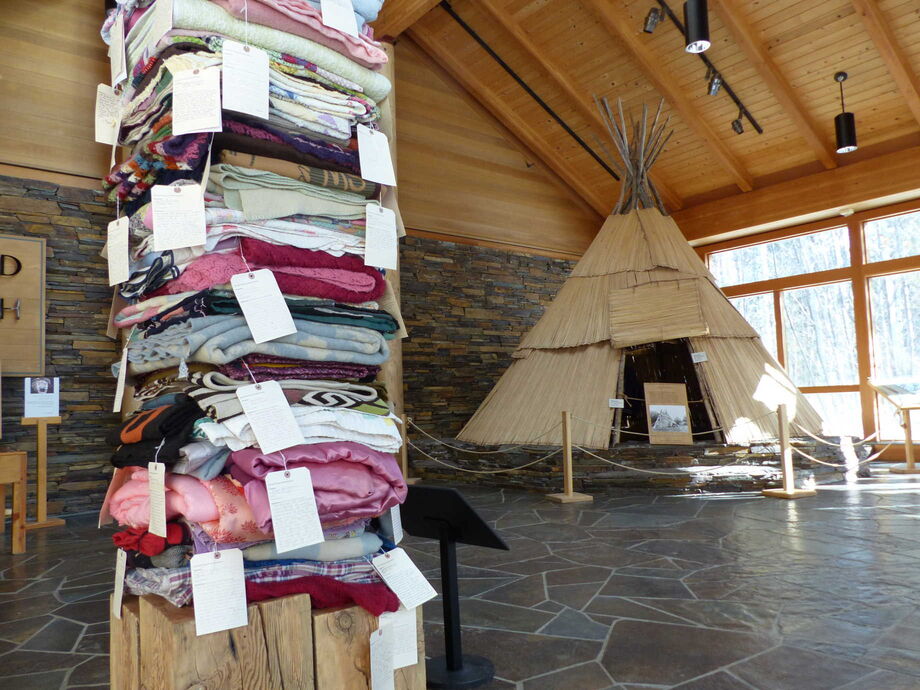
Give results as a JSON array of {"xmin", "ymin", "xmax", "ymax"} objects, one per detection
[
  {"xmin": 761, "ymin": 488, "xmax": 818, "ymax": 500},
  {"xmin": 111, "ymin": 594, "xmax": 426, "ymax": 690},
  {"xmin": 546, "ymin": 491, "xmax": 595, "ymax": 504}
]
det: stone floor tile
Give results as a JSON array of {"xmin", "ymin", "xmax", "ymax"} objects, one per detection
[
  {"xmin": 546, "ymin": 582, "xmax": 604, "ymax": 610},
  {"xmin": 424, "ymin": 598, "xmax": 554, "ymax": 633},
  {"xmin": 838, "ymin": 669, "xmax": 920, "ymax": 689},
  {"xmin": 672, "ymin": 670, "xmax": 753, "ymax": 689},
  {"xmin": 584, "ymin": 597, "xmax": 693, "ymax": 625},
  {"xmin": 522, "ymin": 661, "xmax": 612, "ymax": 689},
  {"xmin": 21, "ymin": 618, "xmax": 85, "ymax": 652},
  {"xmin": 0, "ymin": 650, "xmax": 94, "ymax": 676},
  {"xmin": 478, "ymin": 574, "xmax": 546, "ymax": 607},
  {"xmin": 731, "ymin": 646, "xmax": 875, "ymax": 689},
  {"xmin": 539, "ymin": 608, "xmax": 609, "ymax": 640},
  {"xmin": 66, "ymin": 655, "xmax": 108, "ymax": 686},
  {"xmin": 600, "ymin": 574, "xmax": 695, "ymax": 600},
  {"xmin": 0, "ymin": 670, "xmax": 68, "ymax": 689},
  {"xmin": 0, "ymin": 615, "xmax": 54, "ymax": 645},
  {"xmin": 545, "ymin": 565, "xmax": 610, "ymax": 586}
]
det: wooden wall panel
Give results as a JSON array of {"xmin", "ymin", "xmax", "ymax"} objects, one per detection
[
  {"xmin": 395, "ymin": 38, "xmax": 601, "ymax": 256},
  {"xmin": 0, "ymin": 0, "xmax": 109, "ymax": 180}
]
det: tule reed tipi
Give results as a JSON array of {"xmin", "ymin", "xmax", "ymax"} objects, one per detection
[{"xmin": 458, "ymin": 99, "xmax": 823, "ymax": 449}]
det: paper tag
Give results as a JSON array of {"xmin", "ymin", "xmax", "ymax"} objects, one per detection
[
  {"xmin": 691, "ymin": 351, "xmax": 708, "ymax": 363},
  {"xmin": 146, "ymin": 0, "xmax": 173, "ymax": 50},
  {"xmin": 172, "ymin": 67, "xmax": 222, "ymax": 136},
  {"xmin": 379, "ymin": 607, "xmax": 418, "ymax": 669},
  {"xmin": 321, "ymin": 0, "xmax": 359, "ymax": 37},
  {"xmin": 370, "ymin": 628, "xmax": 395, "ymax": 690},
  {"xmin": 608, "ymin": 398, "xmax": 625, "ymax": 409},
  {"xmin": 222, "ymin": 40, "xmax": 269, "ymax": 119},
  {"xmin": 112, "ymin": 549, "xmax": 127, "ymax": 620},
  {"xmin": 113, "ymin": 347, "xmax": 129, "ymax": 413},
  {"xmin": 190, "ymin": 550, "xmax": 248, "ymax": 636},
  {"xmin": 372, "ymin": 548, "xmax": 436, "ymax": 610},
  {"xmin": 95, "ymin": 84, "xmax": 121, "ymax": 145},
  {"xmin": 151, "ymin": 183, "xmax": 206, "ymax": 251},
  {"xmin": 230, "ymin": 270, "xmax": 297, "ymax": 344},
  {"xmin": 390, "ymin": 505, "xmax": 403, "ymax": 544},
  {"xmin": 236, "ymin": 381, "xmax": 305, "ymax": 454},
  {"xmin": 357, "ymin": 125, "xmax": 397, "ymax": 187},
  {"xmin": 147, "ymin": 461, "xmax": 167, "ymax": 538},
  {"xmin": 109, "ymin": 14, "xmax": 127, "ymax": 86},
  {"xmin": 107, "ymin": 217, "xmax": 130, "ymax": 286},
  {"xmin": 365, "ymin": 205, "xmax": 398, "ymax": 270},
  {"xmin": 200, "ymin": 139, "xmax": 213, "ymax": 198},
  {"xmin": 266, "ymin": 468, "xmax": 324, "ymax": 553}
]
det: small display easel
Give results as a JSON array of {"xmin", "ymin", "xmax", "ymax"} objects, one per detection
[
  {"xmin": 20, "ymin": 416, "xmax": 65, "ymax": 530},
  {"xmin": 869, "ymin": 381, "xmax": 920, "ymax": 474}
]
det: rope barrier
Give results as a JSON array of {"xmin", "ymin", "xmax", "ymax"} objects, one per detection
[
  {"xmin": 406, "ymin": 418, "xmax": 561, "ymax": 455},
  {"xmin": 791, "ymin": 422, "xmax": 881, "ymax": 449},
  {"xmin": 573, "ymin": 445, "xmax": 696, "ymax": 476},
  {"xmin": 407, "ymin": 441, "xmax": 562, "ymax": 474},
  {"xmin": 790, "ymin": 444, "xmax": 891, "ymax": 468}
]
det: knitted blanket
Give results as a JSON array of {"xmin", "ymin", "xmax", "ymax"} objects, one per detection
[
  {"xmin": 220, "ymin": 354, "xmax": 379, "ymax": 382},
  {"xmin": 219, "ymin": 149, "xmax": 378, "ymax": 198}
]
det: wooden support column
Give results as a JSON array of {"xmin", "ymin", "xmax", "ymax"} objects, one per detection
[
  {"xmin": 762, "ymin": 404, "xmax": 816, "ymax": 499},
  {"xmin": 546, "ymin": 411, "xmax": 593, "ymax": 504}
]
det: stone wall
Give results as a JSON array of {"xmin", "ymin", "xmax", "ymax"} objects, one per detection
[{"xmin": 0, "ymin": 175, "xmax": 119, "ymax": 516}]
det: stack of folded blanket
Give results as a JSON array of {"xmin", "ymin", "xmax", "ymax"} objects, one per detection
[{"xmin": 99, "ymin": 0, "xmax": 407, "ymax": 618}]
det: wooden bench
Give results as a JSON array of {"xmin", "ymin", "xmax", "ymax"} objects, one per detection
[{"xmin": 0, "ymin": 451, "xmax": 27, "ymax": 554}]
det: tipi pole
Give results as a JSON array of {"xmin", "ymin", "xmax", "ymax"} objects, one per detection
[
  {"xmin": 547, "ymin": 411, "xmax": 594, "ymax": 504},
  {"xmin": 762, "ymin": 404, "xmax": 816, "ymax": 500},
  {"xmin": 400, "ymin": 414, "xmax": 421, "ymax": 485}
]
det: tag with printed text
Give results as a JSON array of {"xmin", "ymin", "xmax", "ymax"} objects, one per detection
[
  {"xmin": 266, "ymin": 467, "xmax": 324, "ymax": 553},
  {"xmin": 236, "ymin": 380, "xmax": 305, "ymax": 454},
  {"xmin": 372, "ymin": 548, "xmax": 437, "ymax": 610},
  {"xmin": 190, "ymin": 550, "xmax": 248, "ymax": 636}
]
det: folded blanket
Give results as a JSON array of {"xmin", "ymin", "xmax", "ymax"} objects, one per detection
[
  {"xmin": 210, "ymin": 0, "xmax": 388, "ymax": 69},
  {"xmin": 173, "ymin": 440, "xmax": 230, "ymax": 479},
  {"xmin": 243, "ymin": 531, "xmax": 382, "ymax": 562},
  {"xmin": 127, "ymin": 0, "xmax": 391, "ymax": 100},
  {"xmin": 220, "ymin": 354, "xmax": 380, "ymax": 382},
  {"xmin": 228, "ymin": 441, "xmax": 406, "ymax": 531},
  {"xmin": 124, "ymin": 557, "xmax": 382, "ymax": 606},
  {"xmin": 219, "ymin": 149, "xmax": 379, "ymax": 198},
  {"xmin": 209, "ymin": 164, "xmax": 368, "ymax": 221},
  {"xmin": 246, "ymin": 575, "xmax": 399, "ymax": 615},
  {"xmin": 125, "ymin": 314, "xmax": 390, "ymax": 374},
  {"xmin": 108, "ymin": 395, "xmax": 205, "ymax": 467},
  {"xmin": 201, "ymin": 405, "xmax": 402, "ymax": 453}
]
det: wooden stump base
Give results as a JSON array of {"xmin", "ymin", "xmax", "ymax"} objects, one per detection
[
  {"xmin": 761, "ymin": 488, "xmax": 818, "ymax": 500},
  {"xmin": 888, "ymin": 465, "xmax": 920, "ymax": 475},
  {"xmin": 546, "ymin": 491, "xmax": 594, "ymax": 504}
]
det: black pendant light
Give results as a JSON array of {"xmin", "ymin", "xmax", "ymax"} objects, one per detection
[
  {"xmin": 834, "ymin": 71, "xmax": 858, "ymax": 154},
  {"xmin": 684, "ymin": 0, "xmax": 710, "ymax": 53}
]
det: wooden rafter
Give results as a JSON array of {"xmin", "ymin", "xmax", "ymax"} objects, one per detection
[
  {"xmin": 850, "ymin": 0, "xmax": 920, "ymax": 127},
  {"xmin": 406, "ymin": 26, "xmax": 612, "ymax": 217},
  {"xmin": 469, "ymin": 0, "xmax": 683, "ymax": 211},
  {"xmin": 373, "ymin": 0, "xmax": 442, "ymax": 39},
  {"xmin": 583, "ymin": 0, "xmax": 754, "ymax": 192},
  {"xmin": 711, "ymin": 0, "xmax": 837, "ymax": 170}
]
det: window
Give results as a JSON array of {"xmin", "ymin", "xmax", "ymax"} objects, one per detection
[
  {"xmin": 864, "ymin": 211, "xmax": 920, "ymax": 263},
  {"xmin": 709, "ymin": 226, "xmax": 849, "ymax": 287},
  {"xmin": 702, "ymin": 200, "xmax": 920, "ymax": 451}
]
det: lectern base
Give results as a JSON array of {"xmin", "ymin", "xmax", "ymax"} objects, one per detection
[{"xmin": 426, "ymin": 655, "xmax": 494, "ymax": 689}]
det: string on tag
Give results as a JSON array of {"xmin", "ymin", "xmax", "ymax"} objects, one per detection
[
  {"xmin": 279, "ymin": 450, "xmax": 289, "ymax": 477},
  {"xmin": 153, "ymin": 438, "xmax": 166, "ymax": 464},
  {"xmin": 238, "ymin": 243, "xmax": 254, "ymax": 275},
  {"xmin": 242, "ymin": 359, "xmax": 259, "ymax": 387},
  {"xmin": 243, "ymin": 0, "xmax": 250, "ymax": 46},
  {"xmin": 115, "ymin": 195, "xmax": 121, "ymax": 219}
]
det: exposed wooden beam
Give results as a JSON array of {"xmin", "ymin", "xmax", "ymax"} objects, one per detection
[
  {"xmin": 712, "ymin": 0, "xmax": 837, "ymax": 170},
  {"xmin": 373, "ymin": 0, "xmax": 442, "ymax": 39},
  {"xmin": 583, "ymin": 0, "xmax": 753, "ymax": 192},
  {"xmin": 406, "ymin": 26, "xmax": 612, "ymax": 217},
  {"xmin": 673, "ymin": 145, "xmax": 920, "ymax": 243},
  {"xmin": 850, "ymin": 0, "xmax": 920, "ymax": 127},
  {"xmin": 469, "ymin": 0, "xmax": 683, "ymax": 212}
]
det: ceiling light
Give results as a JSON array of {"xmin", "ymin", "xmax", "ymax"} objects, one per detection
[
  {"xmin": 683, "ymin": 0, "xmax": 710, "ymax": 53},
  {"xmin": 708, "ymin": 72, "xmax": 722, "ymax": 96},
  {"xmin": 834, "ymin": 71, "xmax": 857, "ymax": 154},
  {"xmin": 643, "ymin": 7, "xmax": 662, "ymax": 33}
]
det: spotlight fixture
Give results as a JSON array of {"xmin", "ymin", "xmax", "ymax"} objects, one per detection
[
  {"xmin": 708, "ymin": 71, "xmax": 722, "ymax": 96},
  {"xmin": 731, "ymin": 110, "xmax": 744, "ymax": 134},
  {"xmin": 683, "ymin": 0, "xmax": 710, "ymax": 53},
  {"xmin": 643, "ymin": 7, "xmax": 662, "ymax": 33},
  {"xmin": 834, "ymin": 71, "xmax": 857, "ymax": 154}
]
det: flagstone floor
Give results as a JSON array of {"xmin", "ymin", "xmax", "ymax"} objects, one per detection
[{"xmin": 4, "ymin": 469, "xmax": 920, "ymax": 688}]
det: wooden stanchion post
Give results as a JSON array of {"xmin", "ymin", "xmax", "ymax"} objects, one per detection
[
  {"xmin": 547, "ymin": 411, "xmax": 593, "ymax": 504},
  {"xmin": 890, "ymin": 409, "xmax": 918, "ymax": 474},
  {"xmin": 20, "ymin": 416, "xmax": 66, "ymax": 529},
  {"xmin": 762, "ymin": 404, "xmax": 816, "ymax": 500},
  {"xmin": 401, "ymin": 414, "xmax": 420, "ymax": 486}
]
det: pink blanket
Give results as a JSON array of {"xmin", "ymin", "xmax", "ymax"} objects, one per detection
[
  {"xmin": 210, "ymin": 0, "xmax": 387, "ymax": 69},
  {"xmin": 229, "ymin": 441, "xmax": 406, "ymax": 532}
]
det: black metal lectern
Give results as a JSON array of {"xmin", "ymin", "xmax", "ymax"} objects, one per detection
[{"xmin": 400, "ymin": 486, "xmax": 509, "ymax": 689}]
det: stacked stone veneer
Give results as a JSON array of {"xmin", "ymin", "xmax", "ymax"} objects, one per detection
[{"xmin": 0, "ymin": 175, "xmax": 119, "ymax": 515}]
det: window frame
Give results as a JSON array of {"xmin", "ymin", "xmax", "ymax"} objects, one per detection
[{"xmin": 700, "ymin": 199, "xmax": 920, "ymax": 444}]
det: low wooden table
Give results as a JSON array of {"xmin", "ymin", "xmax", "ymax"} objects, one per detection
[{"xmin": 868, "ymin": 381, "xmax": 920, "ymax": 474}]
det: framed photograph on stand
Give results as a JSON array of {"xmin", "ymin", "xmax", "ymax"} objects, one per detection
[{"xmin": 645, "ymin": 382, "xmax": 693, "ymax": 445}]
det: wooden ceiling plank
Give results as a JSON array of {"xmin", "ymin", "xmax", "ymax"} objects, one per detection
[
  {"xmin": 469, "ymin": 0, "xmax": 684, "ymax": 211},
  {"xmin": 373, "ymin": 0, "xmax": 442, "ymax": 38},
  {"xmin": 403, "ymin": 30, "xmax": 608, "ymax": 220},
  {"xmin": 583, "ymin": 0, "xmax": 754, "ymax": 192},
  {"xmin": 712, "ymin": 0, "xmax": 837, "ymax": 170},
  {"xmin": 850, "ymin": 0, "xmax": 920, "ymax": 126}
]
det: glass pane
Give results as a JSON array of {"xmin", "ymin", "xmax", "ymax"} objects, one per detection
[
  {"xmin": 728, "ymin": 294, "xmax": 778, "ymax": 360},
  {"xmin": 878, "ymin": 395, "xmax": 920, "ymax": 441},
  {"xmin": 870, "ymin": 271, "xmax": 920, "ymax": 382},
  {"xmin": 709, "ymin": 227, "xmax": 850, "ymax": 287},
  {"xmin": 781, "ymin": 282, "xmax": 858, "ymax": 386},
  {"xmin": 804, "ymin": 392, "xmax": 863, "ymax": 436},
  {"xmin": 864, "ymin": 210, "xmax": 920, "ymax": 262}
]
